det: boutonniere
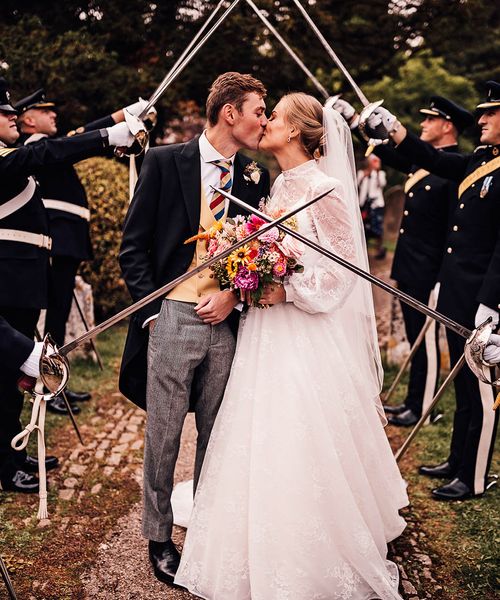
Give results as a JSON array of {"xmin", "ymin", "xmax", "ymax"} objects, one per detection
[{"xmin": 243, "ymin": 161, "xmax": 262, "ymax": 185}]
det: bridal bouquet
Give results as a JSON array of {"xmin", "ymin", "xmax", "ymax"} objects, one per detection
[{"xmin": 186, "ymin": 212, "xmax": 304, "ymax": 307}]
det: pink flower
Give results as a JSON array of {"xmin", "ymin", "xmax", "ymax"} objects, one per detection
[
  {"xmin": 245, "ymin": 214, "xmax": 266, "ymax": 234},
  {"xmin": 276, "ymin": 234, "xmax": 305, "ymax": 260},
  {"xmin": 273, "ymin": 260, "xmax": 287, "ymax": 277},
  {"xmin": 258, "ymin": 227, "xmax": 279, "ymax": 244},
  {"xmin": 234, "ymin": 267, "xmax": 259, "ymax": 290}
]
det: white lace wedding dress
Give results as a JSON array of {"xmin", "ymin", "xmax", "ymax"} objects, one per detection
[{"xmin": 175, "ymin": 160, "xmax": 408, "ymax": 600}]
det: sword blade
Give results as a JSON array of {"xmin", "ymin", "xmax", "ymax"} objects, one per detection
[
  {"xmin": 244, "ymin": 0, "xmax": 329, "ymax": 99},
  {"xmin": 217, "ymin": 188, "xmax": 472, "ymax": 339},
  {"xmin": 58, "ymin": 186, "xmax": 335, "ymax": 356},
  {"xmin": 291, "ymin": 0, "xmax": 370, "ymax": 106},
  {"xmin": 72, "ymin": 290, "xmax": 104, "ymax": 371},
  {"xmin": 140, "ymin": 0, "xmax": 242, "ymax": 118}
]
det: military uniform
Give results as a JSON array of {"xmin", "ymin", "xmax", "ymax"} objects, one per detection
[
  {"xmin": 395, "ymin": 86, "xmax": 500, "ymax": 496},
  {"xmin": 15, "ymin": 89, "xmax": 115, "ymax": 347},
  {"xmin": 0, "ymin": 81, "xmax": 111, "ymax": 487},
  {"xmin": 376, "ymin": 97, "xmax": 472, "ymax": 425}
]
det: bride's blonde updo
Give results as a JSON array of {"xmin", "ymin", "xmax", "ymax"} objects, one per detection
[{"xmin": 281, "ymin": 92, "xmax": 325, "ymax": 158}]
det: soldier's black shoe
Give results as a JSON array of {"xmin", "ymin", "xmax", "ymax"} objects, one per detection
[
  {"xmin": 65, "ymin": 389, "xmax": 91, "ymax": 402},
  {"xmin": 388, "ymin": 408, "xmax": 419, "ymax": 426},
  {"xmin": 419, "ymin": 461, "xmax": 456, "ymax": 479},
  {"xmin": 431, "ymin": 478, "xmax": 475, "ymax": 501},
  {"xmin": 23, "ymin": 455, "xmax": 59, "ymax": 473},
  {"xmin": 430, "ymin": 410, "xmax": 444, "ymax": 424},
  {"xmin": 383, "ymin": 403, "xmax": 407, "ymax": 415},
  {"xmin": 46, "ymin": 395, "xmax": 81, "ymax": 415},
  {"xmin": 0, "ymin": 470, "xmax": 39, "ymax": 493},
  {"xmin": 149, "ymin": 539, "xmax": 181, "ymax": 586}
]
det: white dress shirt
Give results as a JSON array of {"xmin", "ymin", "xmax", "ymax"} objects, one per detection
[
  {"xmin": 143, "ymin": 132, "xmax": 238, "ymax": 327},
  {"xmin": 199, "ymin": 130, "xmax": 235, "ymax": 212}
]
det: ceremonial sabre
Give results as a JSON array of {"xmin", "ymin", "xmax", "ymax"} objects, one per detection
[
  {"xmin": 213, "ymin": 187, "xmax": 498, "ymax": 387},
  {"xmin": 0, "ymin": 554, "xmax": 17, "ymax": 600},
  {"xmin": 72, "ymin": 290, "xmax": 104, "ymax": 371},
  {"xmin": 19, "ymin": 186, "xmax": 335, "ymax": 400},
  {"xmin": 244, "ymin": 0, "xmax": 329, "ymax": 99},
  {"xmin": 290, "ymin": 0, "xmax": 388, "ymax": 148}
]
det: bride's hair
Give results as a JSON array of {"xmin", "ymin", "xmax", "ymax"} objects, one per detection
[{"xmin": 281, "ymin": 92, "xmax": 325, "ymax": 158}]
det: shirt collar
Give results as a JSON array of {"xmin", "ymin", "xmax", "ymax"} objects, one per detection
[{"xmin": 199, "ymin": 130, "xmax": 235, "ymax": 165}]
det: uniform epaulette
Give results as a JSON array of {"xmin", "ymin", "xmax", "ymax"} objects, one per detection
[
  {"xmin": 0, "ymin": 147, "xmax": 17, "ymax": 157},
  {"xmin": 66, "ymin": 126, "xmax": 85, "ymax": 138}
]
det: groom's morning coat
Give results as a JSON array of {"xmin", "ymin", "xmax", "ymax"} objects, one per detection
[{"xmin": 119, "ymin": 136, "xmax": 270, "ymax": 409}]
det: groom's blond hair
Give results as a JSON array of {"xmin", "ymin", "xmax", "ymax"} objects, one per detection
[{"xmin": 206, "ymin": 72, "xmax": 267, "ymax": 126}]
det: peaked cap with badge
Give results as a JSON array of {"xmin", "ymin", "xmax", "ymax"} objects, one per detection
[
  {"xmin": 0, "ymin": 78, "xmax": 17, "ymax": 114},
  {"xmin": 14, "ymin": 88, "xmax": 56, "ymax": 114},
  {"xmin": 419, "ymin": 95, "xmax": 474, "ymax": 133},
  {"xmin": 393, "ymin": 80, "xmax": 500, "ymax": 499}
]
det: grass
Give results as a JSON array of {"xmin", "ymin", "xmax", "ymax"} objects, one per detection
[
  {"xmin": 383, "ymin": 364, "xmax": 500, "ymax": 599},
  {"xmin": 1, "ymin": 324, "xmax": 498, "ymax": 599}
]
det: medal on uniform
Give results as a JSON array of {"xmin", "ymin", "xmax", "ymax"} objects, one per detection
[{"xmin": 480, "ymin": 176, "xmax": 493, "ymax": 198}]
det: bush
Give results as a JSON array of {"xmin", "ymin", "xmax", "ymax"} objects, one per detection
[{"xmin": 76, "ymin": 156, "xmax": 131, "ymax": 320}]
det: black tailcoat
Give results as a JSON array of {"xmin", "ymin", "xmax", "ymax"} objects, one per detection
[{"xmin": 118, "ymin": 136, "xmax": 270, "ymax": 409}]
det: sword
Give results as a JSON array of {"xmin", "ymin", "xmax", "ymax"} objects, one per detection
[
  {"xmin": 214, "ymin": 187, "xmax": 498, "ymax": 387},
  {"xmin": 289, "ymin": 0, "xmax": 387, "ymax": 151},
  {"xmin": 383, "ymin": 317, "xmax": 434, "ymax": 405},
  {"xmin": 139, "ymin": 0, "xmax": 242, "ymax": 120},
  {"xmin": 34, "ymin": 328, "xmax": 84, "ymax": 445},
  {"xmin": 19, "ymin": 186, "xmax": 335, "ymax": 398},
  {"xmin": 244, "ymin": 0, "xmax": 329, "ymax": 99},
  {"xmin": 395, "ymin": 355, "xmax": 466, "ymax": 462},
  {"xmin": 0, "ymin": 555, "xmax": 17, "ymax": 600},
  {"xmin": 72, "ymin": 290, "xmax": 104, "ymax": 371}
]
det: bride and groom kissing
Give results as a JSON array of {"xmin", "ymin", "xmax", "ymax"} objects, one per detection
[{"xmin": 118, "ymin": 71, "xmax": 408, "ymax": 599}]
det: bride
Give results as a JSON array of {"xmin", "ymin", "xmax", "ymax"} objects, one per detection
[{"xmin": 174, "ymin": 93, "xmax": 408, "ymax": 599}]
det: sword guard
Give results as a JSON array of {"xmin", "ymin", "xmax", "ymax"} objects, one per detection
[{"xmin": 464, "ymin": 318, "xmax": 500, "ymax": 386}]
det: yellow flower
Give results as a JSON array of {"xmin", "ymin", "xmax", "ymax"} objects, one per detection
[{"xmin": 226, "ymin": 245, "xmax": 252, "ymax": 277}]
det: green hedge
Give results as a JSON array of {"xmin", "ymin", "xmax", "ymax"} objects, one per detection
[{"xmin": 76, "ymin": 156, "xmax": 131, "ymax": 320}]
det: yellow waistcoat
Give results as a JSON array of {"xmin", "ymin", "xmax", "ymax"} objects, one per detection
[{"xmin": 166, "ymin": 187, "xmax": 225, "ymax": 303}]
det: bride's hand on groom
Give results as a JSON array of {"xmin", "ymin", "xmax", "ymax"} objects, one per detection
[
  {"xmin": 259, "ymin": 284, "xmax": 286, "ymax": 306},
  {"xmin": 195, "ymin": 290, "xmax": 238, "ymax": 324}
]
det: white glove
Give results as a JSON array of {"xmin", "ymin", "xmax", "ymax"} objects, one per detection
[
  {"xmin": 483, "ymin": 333, "xmax": 500, "ymax": 363},
  {"xmin": 367, "ymin": 106, "xmax": 398, "ymax": 132},
  {"xmin": 125, "ymin": 97, "xmax": 157, "ymax": 119},
  {"xmin": 106, "ymin": 122, "xmax": 135, "ymax": 147},
  {"xmin": 332, "ymin": 98, "xmax": 355, "ymax": 121},
  {"xmin": 20, "ymin": 341, "xmax": 43, "ymax": 378},
  {"xmin": 474, "ymin": 303, "xmax": 500, "ymax": 327}
]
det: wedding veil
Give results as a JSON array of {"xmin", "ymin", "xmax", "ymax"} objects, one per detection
[{"xmin": 318, "ymin": 106, "xmax": 386, "ymax": 424}]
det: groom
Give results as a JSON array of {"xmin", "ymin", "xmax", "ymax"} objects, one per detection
[{"xmin": 119, "ymin": 72, "xmax": 270, "ymax": 585}]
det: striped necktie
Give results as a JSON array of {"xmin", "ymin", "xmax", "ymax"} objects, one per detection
[{"xmin": 210, "ymin": 159, "xmax": 232, "ymax": 221}]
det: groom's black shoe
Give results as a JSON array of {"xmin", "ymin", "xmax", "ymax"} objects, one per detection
[{"xmin": 149, "ymin": 539, "xmax": 181, "ymax": 585}]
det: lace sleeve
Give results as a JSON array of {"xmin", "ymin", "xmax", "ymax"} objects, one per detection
[{"xmin": 284, "ymin": 179, "xmax": 357, "ymax": 314}]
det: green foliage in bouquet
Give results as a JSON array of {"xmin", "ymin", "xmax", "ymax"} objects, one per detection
[{"xmin": 76, "ymin": 156, "xmax": 131, "ymax": 320}]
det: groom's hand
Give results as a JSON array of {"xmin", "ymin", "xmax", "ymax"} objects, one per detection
[{"xmin": 195, "ymin": 290, "xmax": 238, "ymax": 324}]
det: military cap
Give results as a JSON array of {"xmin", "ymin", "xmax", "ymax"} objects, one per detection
[
  {"xmin": 14, "ymin": 88, "xmax": 56, "ymax": 113},
  {"xmin": 419, "ymin": 96, "xmax": 473, "ymax": 133},
  {"xmin": 0, "ymin": 78, "xmax": 17, "ymax": 114},
  {"xmin": 476, "ymin": 80, "xmax": 500, "ymax": 111}
]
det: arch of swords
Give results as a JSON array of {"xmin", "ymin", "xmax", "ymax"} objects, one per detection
[{"xmin": 2, "ymin": 1, "xmax": 498, "ymax": 597}]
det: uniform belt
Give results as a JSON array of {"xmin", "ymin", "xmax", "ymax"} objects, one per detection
[
  {"xmin": 0, "ymin": 228, "xmax": 52, "ymax": 250},
  {"xmin": 0, "ymin": 177, "xmax": 37, "ymax": 220},
  {"xmin": 42, "ymin": 199, "xmax": 91, "ymax": 221}
]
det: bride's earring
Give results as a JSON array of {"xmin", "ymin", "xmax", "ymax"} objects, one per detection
[{"xmin": 287, "ymin": 134, "xmax": 291, "ymax": 143}]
